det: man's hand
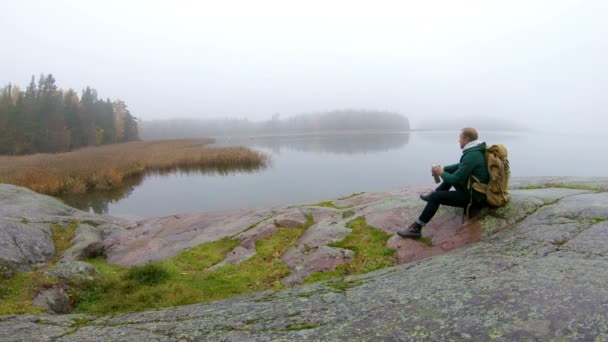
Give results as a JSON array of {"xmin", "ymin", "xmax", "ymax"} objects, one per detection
[{"xmin": 432, "ymin": 165, "xmax": 444, "ymax": 176}]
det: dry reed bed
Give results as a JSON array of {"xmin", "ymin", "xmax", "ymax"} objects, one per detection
[{"xmin": 0, "ymin": 139, "xmax": 269, "ymax": 195}]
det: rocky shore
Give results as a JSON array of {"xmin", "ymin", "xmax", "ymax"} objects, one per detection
[{"xmin": 1, "ymin": 177, "xmax": 607, "ymax": 341}]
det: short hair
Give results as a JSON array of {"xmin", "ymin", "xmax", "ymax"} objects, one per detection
[{"xmin": 461, "ymin": 127, "xmax": 478, "ymax": 142}]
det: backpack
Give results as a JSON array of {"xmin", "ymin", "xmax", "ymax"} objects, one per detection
[{"xmin": 471, "ymin": 144, "xmax": 510, "ymax": 207}]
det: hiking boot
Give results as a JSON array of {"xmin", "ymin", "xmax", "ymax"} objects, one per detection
[
  {"xmin": 397, "ymin": 222, "xmax": 422, "ymax": 239},
  {"xmin": 467, "ymin": 202, "xmax": 488, "ymax": 219},
  {"xmin": 419, "ymin": 192, "xmax": 432, "ymax": 202}
]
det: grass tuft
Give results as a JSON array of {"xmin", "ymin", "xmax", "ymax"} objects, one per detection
[
  {"xmin": 418, "ymin": 237, "xmax": 434, "ymax": 247},
  {"xmin": 123, "ymin": 264, "xmax": 170, "ymax": 286},
  {"xmin": 342, "ymin": 210, "xmax": 355, "ymax": 219}
]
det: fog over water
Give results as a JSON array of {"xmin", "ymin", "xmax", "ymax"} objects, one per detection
[
  {"xmin": 2, "ymin": 1, "xmax": 608, "ymax": 132},
  {"xmin": 62, "ymin": 130, "xmax": 606, "ymax": 219}
]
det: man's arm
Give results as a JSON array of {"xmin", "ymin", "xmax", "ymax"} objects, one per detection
[
  {"xmin": 441, "ymin": 158, "xmax": 474, "ymax": 186},
  {"xmin": 443, "ymin": 163, "xmax": 459, "ymax": 173}
]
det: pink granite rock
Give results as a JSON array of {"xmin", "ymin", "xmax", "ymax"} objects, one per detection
[
  {"xmin": 299, "ymin": 206, "xmax": 342, "ymax": 224},
  {"xmin": 387, "ymin": 210, "xmax": 483, "ymax": 264},
  {"xmin": 104, "ymin": 209, "xmax": 273, "ymax": 266},
  {"xmin": 332, "ymin": 192, "xmax": 390, "ymax": 208},
  {"xmin": 102, "ymin": 185, "xmax": 483, "ymax": 273},
  {"xmin": 281, "ymin": 245, "xmax": 355, "ymax": 285}
]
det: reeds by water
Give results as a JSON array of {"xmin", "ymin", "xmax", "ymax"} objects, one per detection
[{"xmin": 0, "ymin": 139, "xmax": 269, "ymax": 195}]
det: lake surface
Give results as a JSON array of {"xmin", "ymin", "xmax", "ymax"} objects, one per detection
[{"xmin": 62, "ymin": 130, "xmax": 607, "ymax": 219}]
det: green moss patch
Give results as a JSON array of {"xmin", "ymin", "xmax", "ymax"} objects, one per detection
[
  {"xmin": 0, "ymin": 221, "xmax": 81, "ymax": 314},
  {"xmin": 337, "ymin": 192, "xmax": 365, "ymax": 201},
  {"xmin": 286, "ymin": 322, "xmax": 319, "ymax": 330},
  {"xmin": 517, "ymin": 183, "xmax": 600, "ymax": 191},
  {"xmin": 69, "ymin": 216, "xmax": 315, "ymax": 315},
  {"xmin": 172, "ymin": 237, "xmax": 241, "ymax": 271},
  {"xmin": 342, "ymin": 210, "xmax": 355, "ymax": 219},
  {"xmin": 309, "ymin": 201, "xmax": 347, "ymax": 209},
  {"xmin": 0, "ymin": 271, "xmax": 54, "ymax": 315},
  {"xmin": 50, "ymin": 221, "xmax": 79, "ymax": 264},
  {"xmin": 419, "ymin": 237, "xmax": 434, "ymax": 247},
  {"xmin": 303, "ymin": 216, "xmax": 396, "ymax": 283},
  {"xmin": 546, "ymin": 183, "xmax": 600, "ymax": 191}
]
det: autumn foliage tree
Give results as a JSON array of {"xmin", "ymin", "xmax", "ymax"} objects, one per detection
[{"xmin": 0, "ymin": 74, "xmax": 139, "ymax": 154}]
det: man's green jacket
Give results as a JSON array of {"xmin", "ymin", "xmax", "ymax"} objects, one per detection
[{"xmin": 441, "ymin": 142, "xmax": 490, "ymax": 203}]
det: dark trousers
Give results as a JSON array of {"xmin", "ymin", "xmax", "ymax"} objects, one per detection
[{"xmin": 418, "ymin": 181, "xmax": 470, "ymax": 224}]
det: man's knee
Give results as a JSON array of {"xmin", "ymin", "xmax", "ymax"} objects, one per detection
[
  {"xmin": 429, "ymin": 191, "xmax": 447, "ymax": 202},
  {"xmin": 430, "ymin": 190, "xmax": 469, "ymax": 207}
]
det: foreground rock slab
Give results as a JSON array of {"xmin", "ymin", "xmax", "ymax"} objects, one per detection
[
  {"xmin": 1, "ymin": 177, "xmax": 607, "ymax": 341},
  {"xmin": 0, "ymin": 185, "xmax": 125, "ymax": 277}
]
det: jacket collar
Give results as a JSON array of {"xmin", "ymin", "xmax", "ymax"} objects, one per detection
[{"xmin": 462, "ymin": 140, "xmax": 484, "ymax": 152}]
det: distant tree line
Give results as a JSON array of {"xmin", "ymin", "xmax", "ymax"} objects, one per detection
[
  {"xmin": 141, "ymin": 110, "xmax": 410, "ymax": 140},
  {"xmin": 415, "ymin": 116, "xmax": 525, "ymax": 132},
  {"xmin": 0, "ymin": 74, "xmax": 139, "ymax": 155}
]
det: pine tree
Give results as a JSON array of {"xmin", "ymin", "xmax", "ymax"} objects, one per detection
[{"xmin": 0, "ymin": 75, "xmax": 139, "ymax": 155}]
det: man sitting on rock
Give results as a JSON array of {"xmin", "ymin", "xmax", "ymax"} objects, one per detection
[{"xmin": 398, "ymin": 127, "xmax": 489, "ymax": 239}]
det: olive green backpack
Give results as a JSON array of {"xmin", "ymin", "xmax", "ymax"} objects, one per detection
[{"xmin": 471, "ymin": 144, "xmax": 510, "ymax": 207}]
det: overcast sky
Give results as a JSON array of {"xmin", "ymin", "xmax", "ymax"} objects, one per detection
[{"xmin": 1, "ymin": 0, "xmax": 607, "ymax": 130}]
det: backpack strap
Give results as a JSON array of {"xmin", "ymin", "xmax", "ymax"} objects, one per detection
[
  {"xmin": 464, "ymin": 175, "xmax": 479, "ymax": 223},
  {"xmin": 470, "ymin": 174, "xmax": 487, "ymax": 194}
]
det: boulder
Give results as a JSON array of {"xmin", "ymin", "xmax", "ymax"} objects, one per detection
[
  {"xmin": 60, "ymin": 224, "xmax": 104, "ymax": 262},
  {"xmin": 272, "ymin": 209, "xmax": 308, "ymax": 228},
  {"xmin": 32, "ymin": 284, "xmax": 72, "ymax": 314},
  {"xmin": 0, "ymin": 184, "xmax": 125, "ymax": 276},
  {"xmin": 44, "ymin": 261, "xmax": 99, "ymax": 282},
  {"xmin": 0, "ymin": 219, "xmax": 54, "ymax": 277}
]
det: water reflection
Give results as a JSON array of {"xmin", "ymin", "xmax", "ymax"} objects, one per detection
[
  {"xmin": 61, "ymin": 173, "xmax": 145, "ymax": 215},
  {"xmin": 56, "ymin": 131, "xmax": 607, "ymax": 219},
  {"xmin": 214, "ymin": 132, "xmax": 410, "ymax": 155},
  {"xmin": 60, "ymin": 163, "xmax": 268, "ymax": 215},
  {"xmin": 413, "ymin": 130, "xmax": 524, "ymax": 144},
  {"xmin": 145, "ymin": 163, "xmax": 269, "ymax": 177}
]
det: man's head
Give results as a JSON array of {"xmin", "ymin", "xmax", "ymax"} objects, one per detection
[{"xmin": 459, "ymin": 127, "xmax": 478, "ymax": 149}]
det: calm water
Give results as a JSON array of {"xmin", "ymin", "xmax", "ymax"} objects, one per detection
[{"xmin": 62, "ymin": 130, "xmax": 607, "ymax": 219}]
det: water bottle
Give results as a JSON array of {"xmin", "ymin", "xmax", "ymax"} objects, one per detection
[{"xmin": 432, "ymin": 164, "xmax": 440, "ymax": 184}]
